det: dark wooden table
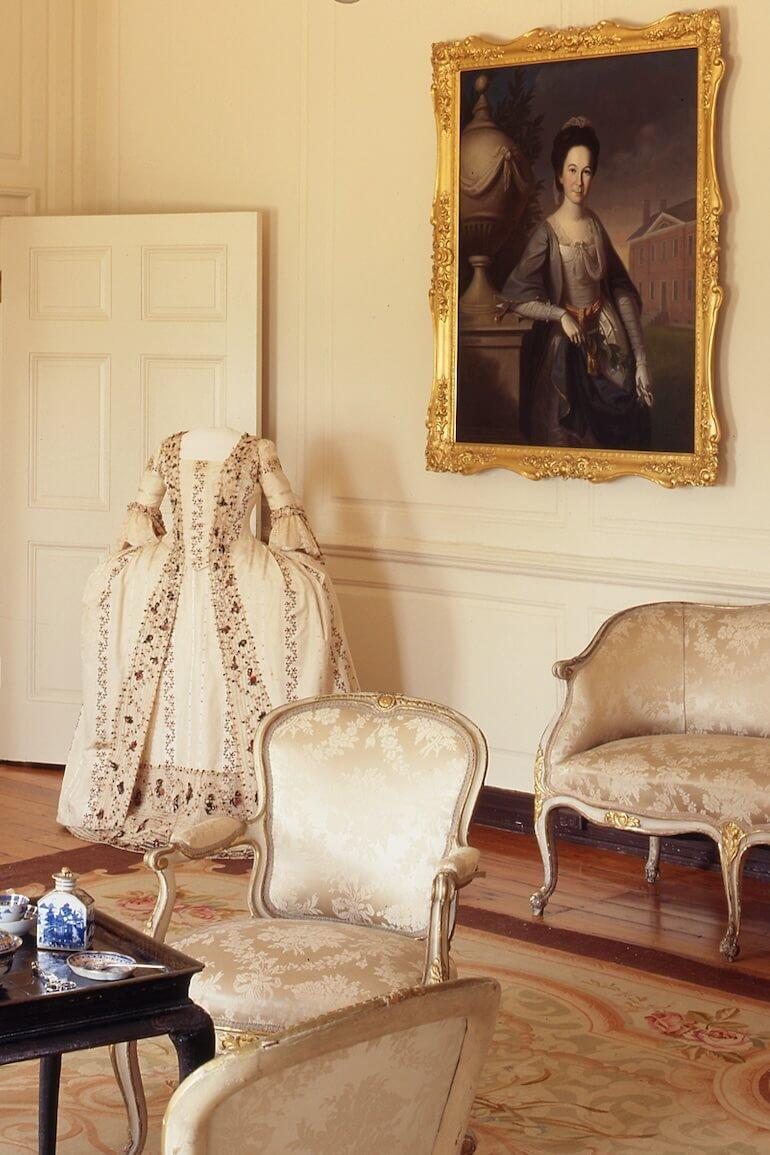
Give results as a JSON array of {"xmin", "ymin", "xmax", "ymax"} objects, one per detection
[{"xmin": 0, "ymin": 909, "xmax": 215, "ymax": 1154}]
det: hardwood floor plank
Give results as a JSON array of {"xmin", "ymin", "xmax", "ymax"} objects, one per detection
[
  {"xmin": 0, "ymin": 777, "xmax": 68, "ymax": 803},
  {"xmin": 0, "ymin": 835, "xmax": 79, "ymax": 868}
]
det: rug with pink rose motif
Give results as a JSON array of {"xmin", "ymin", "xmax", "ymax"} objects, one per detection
[{"xmin": 1, "ymin": 845, "xmax": 770, "ymax": 1154}]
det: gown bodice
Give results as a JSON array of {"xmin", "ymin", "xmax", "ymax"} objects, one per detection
[
  {"xmin": 177, "ymin": 442, "xmax": 259, "ymax": 569},
  {"xmin": 124, "ymin": 432, "xmax": 320, "ymax": 563}
]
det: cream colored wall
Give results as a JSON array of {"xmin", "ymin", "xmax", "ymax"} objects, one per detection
[
  {"xmin": 0, "ymin": 0, "xmax": 78, "ymax": 216},
  {"xmin": 30, "ymin": 1, "xmax": 770, "ymax": 789}
]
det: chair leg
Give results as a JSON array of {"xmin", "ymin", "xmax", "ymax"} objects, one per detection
[
  {"xmin": 645, "ymin": 836, "xmax": 661, "ymax": 884},
  {"xmin": 530, "ymin": 799, "xmax": 559, "ymax": 916},
  {"xmin": 718, "ymin": 835, "xmax": 747, "ymax": 962},
  {"xmin": 110, "ymin": 1041, "xmax": 147, "ymax": 1155}
]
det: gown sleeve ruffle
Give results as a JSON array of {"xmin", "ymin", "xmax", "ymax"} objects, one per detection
[
  {"xmin": 114, "ymin": 457, "xmax": 168, "ymax": 553},
  {"xmin": 267, "ymin": 505, "xmax": 322, "ymax": 558},
  {"xmin": 258, "ymin": 439, "xmax": 323, "ymax": 559}
]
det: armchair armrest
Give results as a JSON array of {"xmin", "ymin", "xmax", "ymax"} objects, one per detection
[
  {"xmin": 171, "ymin": 815, "xmax": 246, "ymax": 858},
  {"xmin": 434, "ymin": 846, "xmax": 481, "ymax": 888},
  {"xmin": 143, "ymin": 817, "xmax": 258, "ymax": 943},
  {"xmin": 423, "ymin": 845, "xmax": 482, "ymax": 986}
]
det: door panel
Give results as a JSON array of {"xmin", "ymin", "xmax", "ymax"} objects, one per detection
[
  {"xmin": 0, "ymin": 211, "xmax": 261, "ymax": 761},
  {"xmin": 30, "ymin": 353, "xmax": 110, "ymax": 509}
]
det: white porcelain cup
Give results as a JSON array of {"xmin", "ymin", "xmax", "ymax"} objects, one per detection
[{"xmin": 0, "ymin": 893, "xmax": 30, "ymax": 921}]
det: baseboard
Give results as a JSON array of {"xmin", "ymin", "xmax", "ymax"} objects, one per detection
[
  {"xmin": 475, "ymin": 786, "xmax": 770, "ymax": 881},
  {"xmin": 2, "ymin": 760, "xmax": 64, "ymax": 771}
]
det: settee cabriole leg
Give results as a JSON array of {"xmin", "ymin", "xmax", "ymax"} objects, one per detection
[
  {"xmin": 718, "ymin": 838, "xmax": 746, "ymax": 963},
  {"xmin": 530, "ymin": 800, "xmax": 559, "ymax": 916},
  {"xmin": 645, "ymin": 836, "xmax": 661, "ymax": 884}
]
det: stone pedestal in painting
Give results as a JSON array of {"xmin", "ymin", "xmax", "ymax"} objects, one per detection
[{"xmin": 456, "ymin": 313, "xmax": 533, "ymax": 445}]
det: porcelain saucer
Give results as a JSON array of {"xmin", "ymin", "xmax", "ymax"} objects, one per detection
[{"xmin": 67, "ymin": 951, "xmax": 137, "ymax": 982}]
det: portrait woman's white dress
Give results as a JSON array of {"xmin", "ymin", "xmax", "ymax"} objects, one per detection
[{"xmin": 57, "ymin": 432, "xmax": 357, "ymax": 851}]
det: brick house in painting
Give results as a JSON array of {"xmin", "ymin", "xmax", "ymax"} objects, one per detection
[{"xmin": 627, "ymin": 197, "xmax": 696, "ymax": 326}]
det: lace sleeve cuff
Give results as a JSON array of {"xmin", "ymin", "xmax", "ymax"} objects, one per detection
[
  {"xmin": 115, "ymin": 502, "xmax": 167, "ymax": 552},
  {"xmin": 268, "ymin": 506, "xmax": 323, "ymax": 559}
]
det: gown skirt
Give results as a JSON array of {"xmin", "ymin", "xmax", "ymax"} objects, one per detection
[{"xmin": 57, "ymin": 432, "xmax": 357, "ymax": 851}]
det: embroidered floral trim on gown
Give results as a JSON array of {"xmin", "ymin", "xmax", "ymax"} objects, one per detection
[{"xmin": 58, "ymin": 433, "xmax": 358, "ymax": 852}]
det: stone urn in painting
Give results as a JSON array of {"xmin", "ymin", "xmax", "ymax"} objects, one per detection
[{"xmin": 459, "ymin": 75, "xmax": 532, "ymax": 325}]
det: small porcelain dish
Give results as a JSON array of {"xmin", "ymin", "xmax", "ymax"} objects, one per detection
[
  {"xmin": 0, "ymin": 931, "xmax": 23, "ymax": 978},
  {"xmin": 0, "ymin": 893, "xmax": 30, "ymax": 922},
  {"xmin": 67, "ymin": 951, "xmax": 140, "ymax": 982}
]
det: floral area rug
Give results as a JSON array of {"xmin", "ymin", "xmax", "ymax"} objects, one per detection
[{"xmin": 1, "ymin": 846, "xmax": 770, "ymax": 1153}]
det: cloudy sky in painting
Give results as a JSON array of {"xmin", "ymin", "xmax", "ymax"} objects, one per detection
[{"xmin": 469, "ymin": 48, "xmax": 697, "ymax": 263}]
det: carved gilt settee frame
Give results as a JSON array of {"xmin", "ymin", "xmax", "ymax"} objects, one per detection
[{"xmin": 531, "ymin": 601, "xmax": 770, "ymax": 961}]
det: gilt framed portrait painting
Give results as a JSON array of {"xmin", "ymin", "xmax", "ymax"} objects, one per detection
[{"xmin": 426, "ymin": 10, "xmax": 724, "ymax": 485}]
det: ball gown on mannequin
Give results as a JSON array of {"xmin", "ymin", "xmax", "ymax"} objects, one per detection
[{"xmin": 57, "ymin": 429, "xmax": 357, "ymax": 851}]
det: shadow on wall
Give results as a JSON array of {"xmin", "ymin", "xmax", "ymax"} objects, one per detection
[{"xmin": 303, "ymin": 435, "xmax": 450, "ymax": 702}]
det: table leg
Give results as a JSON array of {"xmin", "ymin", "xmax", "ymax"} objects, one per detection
[
  {"xmin": 110, "ymin": 1041, "xmax": 147, "ymax": 1155},
  {"xmin": 38, "ymin": 1054, "xmax": 61, "ymax": 1155},
  {"xmin": 169, "ymin": 1007, "xmax": 216, "ymax": 1081}
]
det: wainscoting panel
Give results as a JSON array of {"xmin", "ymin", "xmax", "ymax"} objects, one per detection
[
  {"xmin": 330, "ymin": 550, "xmax": 569, "ymax": 791},
  {"xmin": 0, "ymin": 0, "xmax": 48, "ymax": 196},
  {"xmin": 327, "ymin": 545, "xmax": 769, "ymax": 793},
  {"xmin": 0, "ymin": 0, "xmax": 23, "ymax": 162}
]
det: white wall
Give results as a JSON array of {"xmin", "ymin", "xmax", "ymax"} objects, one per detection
[{"xmin": 10, "ymin": 0, "xmax": 770, "ymax": 790}]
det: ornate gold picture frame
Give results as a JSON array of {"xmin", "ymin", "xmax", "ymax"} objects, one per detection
[{"xmin": 427, "ymin": 11, "xmax": 724, "ymax": 486}]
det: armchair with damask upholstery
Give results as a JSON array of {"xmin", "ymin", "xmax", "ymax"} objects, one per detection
[
  {"xmin": 162, "ymin": 977, "xmax": 500, "ymax": 1155},
  {"xmin": 530, "ymin": 601, "xmax": 770, "ymax": 961},
  {"xmin": 145, "ymin": 692, "xmax": 487, "ymax": 1047}
]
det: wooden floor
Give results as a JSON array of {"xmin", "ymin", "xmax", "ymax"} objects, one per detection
[
  {"xmin": 3, "ymin": 762, "xmax": 770, "ymax": 979},
  {"xmin": 0, "ymin": 764, "xmax": 82, "ymax": 864}
]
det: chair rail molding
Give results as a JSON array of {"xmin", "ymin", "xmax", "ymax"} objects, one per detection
[{"xmin": 324, "ymin": 540, "xmax": 770, "ymax": 603}]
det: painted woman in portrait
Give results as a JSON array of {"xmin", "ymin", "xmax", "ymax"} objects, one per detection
[{"xmin": 498, "ymin": 118, "xmax": 653, "ymax": 449}]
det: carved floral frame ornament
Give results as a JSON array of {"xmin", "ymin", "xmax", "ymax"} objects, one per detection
[{"xmin": 426, "ymin": 10, "xmax": 724, "ymax": 486}]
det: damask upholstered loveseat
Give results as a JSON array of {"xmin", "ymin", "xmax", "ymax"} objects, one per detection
[{"xmin": 530, "ymin": 601, "xmax": 770, "ymax": 961}]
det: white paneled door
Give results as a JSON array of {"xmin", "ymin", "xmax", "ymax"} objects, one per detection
[{"xmin": 0, "ymin": 212, "xmax": 261, "ymax": 762}]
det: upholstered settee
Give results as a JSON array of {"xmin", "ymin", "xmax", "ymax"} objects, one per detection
[{"xmin": 530, "ymin": 601, "xmax": 770, "ymax": 961}]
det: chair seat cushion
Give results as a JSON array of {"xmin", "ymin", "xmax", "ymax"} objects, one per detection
[
  {"xmin": 551, "ymin": 733, "xmax": 770, "ymax": 830},
  {"xmin": 173, "ymin": 917, "xmax": 430, "ymax": 1033}
]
